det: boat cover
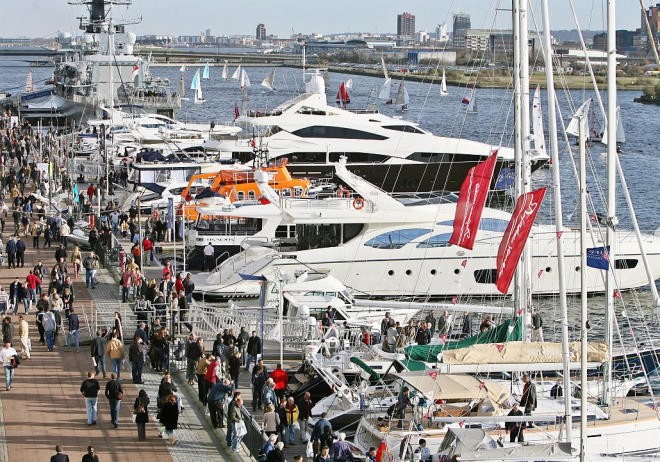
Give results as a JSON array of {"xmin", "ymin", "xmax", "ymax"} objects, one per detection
[
  {"xmin": 404, "ymin": 318, "xmax": 522, "ymax": 361},
  {"xmin": 392, "ymin": 371, "xmax": 511, "ymax": 405},
  {"xmin": 349, "ymin": 357, "xmax": 381, "ymax": 381},
  {"xmin": 441, "ymin": 340, "xmax": 609, "ymax": 365},
  {"xmin": 141, "ymin": 183, "xmax": 166, "ymax": 195}
]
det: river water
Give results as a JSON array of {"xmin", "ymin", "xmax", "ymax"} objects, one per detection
[{"xmin": 2, "ymin": 61, "xmax": 659, "ymax": 348}]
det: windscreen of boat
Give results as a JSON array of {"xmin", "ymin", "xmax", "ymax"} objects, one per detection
[
  {"xmin": 194, "ymin": 216, "xmax": 263, "ymax": 236},
  {"xmin": 295, "ymin": 223, "xmax": 364, "ymax": 250},
  {"xmin": 364, "ymin": 228, "xmax": 432, "ymax": 249},
  {"xmin": 393, "ymin": 191, "xmax": 459, "ymax": 206}
]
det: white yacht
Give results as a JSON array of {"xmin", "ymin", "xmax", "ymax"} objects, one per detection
[
  {"xmin": 217, "ymin": 72, "xmax": 548, "ymax": 193},
  {"xmin": 204, "ymin": 160, "xmax": 660, "ymax": 299}
]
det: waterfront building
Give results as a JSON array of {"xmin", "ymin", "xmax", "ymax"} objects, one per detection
[
  {"xmin": 452, "ymin": 13, "xmax": 471, "ymax": 35},
  {"xmin": 256, "ymin": 23, "xmax": 267, "ymax": 41},
  {"xmin": 397, "ymin": 12, "xmax": 415, "ymax": 45}
]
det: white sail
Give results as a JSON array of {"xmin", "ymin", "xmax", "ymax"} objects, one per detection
[
  {"xmin": 240, "ymin": 68, "xmax": 251, "ymax": 89},
  {"xmin": 532, "ymin": 85, "xmax": 546, "ymax": 157},
  {"xmin": 378, "ymin": 77, "xmax": 392, "ymax": 100},
  {"xmin": 261, "ymin": 69, "xmax": 275, "ymax": 91},
  {"xmin": 601, "ymin": 105, "xmax": 625, "ymax": 144},
  {"xmin": 25, "ymin": 70, "xmax": 35, "ymax": 93},
  {"xmin": 190, "ymin": 69, "xmax": 200, "ymax": 91},
  {"xmin": 179, "ymin": 64, "xmax": 186, "ymax": 73},
  {"xmin": 195, "ymin": 83, "xmax": 204, "ymax": 104},
  {"xmin": 566, "ymin": 99, "xmax": 592, "ymax": 137},
  {"xmin": 394, "ymin": 80, "xmax": 409, "ymax": 109},
  {"xmin": 440, "ymin": 69, "xmax": 448, "ymax": 96},
  {"xmin": 345, "ymin": 78, "xmax": 353, "ymax": 90},
  {"xmin": 221, "ymin": 60, "xmax": 228, "ymax": 79},
  {"xmin": 381, "ymin": 56, "xmax": 389, "ymax": 80},
  {"xmin": 202, "ymin": 61, "xmax": 210, "ymax": 80},
  {"xmin": 231, "ymin": 65, "xmax": 242, "ymax": 80}
]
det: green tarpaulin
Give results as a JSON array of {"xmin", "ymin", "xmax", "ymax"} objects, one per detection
[
  {"xmin": 404, "ymin": 317, "xmax": 522, "ymax": 362},
  {"xmin": 349, "ymin": 356, "xmax": 381, "ymax": 381}
]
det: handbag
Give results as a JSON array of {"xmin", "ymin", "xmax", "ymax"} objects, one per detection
[
  {"xmin": 234, "ymin": 420, "xmax": 247, "ymax": 437},
  {"xmin": 116, "ymin": 392, "xmax": 124, "ymax": 401}
]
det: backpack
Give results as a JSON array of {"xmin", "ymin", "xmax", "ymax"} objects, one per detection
[{"xmin": 10, "ymin": 355, "xmax": 20, "ymax": 368}]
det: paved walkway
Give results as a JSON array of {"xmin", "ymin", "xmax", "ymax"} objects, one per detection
[{"xmin": 0, "ymin": 225, "xmax": 253, "ymax": 462}]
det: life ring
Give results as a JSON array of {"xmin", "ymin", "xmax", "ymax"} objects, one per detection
[{"xmin": 353, "ymin": 197, "xmax": 365, "ymax": 210}]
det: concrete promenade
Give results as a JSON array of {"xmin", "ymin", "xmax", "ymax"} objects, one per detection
[{"xmin": 0, "ymin": 225, "xmax": 253, "ymax": 461}]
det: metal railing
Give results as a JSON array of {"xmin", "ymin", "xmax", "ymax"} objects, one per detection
[{"xmin": 240, "ymin": 407, "xmax": 267, "ymax": 460}]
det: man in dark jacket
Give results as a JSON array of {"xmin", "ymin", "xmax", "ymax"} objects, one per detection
[
  {"xmin": 207, "ymin": 378, "xmax": 232, "ymax": 428},
  {"xmin": 105, "ymin": 372, "xmax": 124, "ymax": 428},
  {"xmin": 245, "ymin": 330, "xmax": 262, "ymax": 371},
  {"xmin": 236, "ymin": 327, "xmax": 249, "ymax": 367},
  {"xmin": 66, "ymin": 307, "xmax": 80, "ymax": 352},
  {"xmin": 90, "ymin": 330, "xmax": 107, "ymax": 378},
  {"xmin": 80, "ymin": 371, "xmax": 100, "ymax": 425},
  {"xmin": 415, "ymin": 323, "xmax": 431, "ymax": 345},
  {"xmin": 128, "ymin": 336, "xmax": 146, "ymax": 384},
  {"xmin": 5, "ymin": 237, "xmax": 16, "ymax": 269},
  {"xmin": 15, "ymin": 237, "xmax": 25, "ymax": 267},
  {"xmin": 50, "ymin": 445, "xmax": 70, "ymax": 462},
  {"xmin": 297, "ymin": 391, "xmax": 314, "ymax": 443},
  {"xmin": 185, "ymin": 335, "xmax": 203, "ymax": 385}
]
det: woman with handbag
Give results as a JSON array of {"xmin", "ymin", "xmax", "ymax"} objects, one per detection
[
  {"xmin": 229, "ymin": 396, "xmax": 246, "ymax": 452},
  {"xmin": 262, "ymin": 403, "xmax": 280, "ymax": 437},
  {"xmin": 133, "ymin": 389, "xmax": 150, "ymax": 441}
]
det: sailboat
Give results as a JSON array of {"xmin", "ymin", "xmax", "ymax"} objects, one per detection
[
  {"xmin": 345, "ymin": 78, "xmax": 354, "ymax": 91},
  {"xmin": 600, "ymin": 105, "xmax": 625, "ymax": 145},
  {"xmin": 231, "ymin": 64, "xmax": 242, "ymax": 80},
  {"xmin": 179, "ymin": 64, "xmax": 186, "ymax": 73},
  {"xmin": 190, "ymin": 69, "xmax": 205, "ymax": 104},
  {"xmin": 179, "ymin": 73, "xmax": 188, "ymax": 101},
  {"xmin": 202, "ymin": 61, "xmax": 210, "ymax": 80},
  {"xmin": 336, "ymin": 81, "xmax": 351, "ymax": 106},
  {"xmin": 221, "ymin": 60, "xmax": 228, "ymax": 80},
  {"xmin": 24, "ymin": 69, "xmax": 35, "ymax": 93},
  {"xmin": 440, "ymin": 69, "xmax": 448, "ymax": 96},
  {"xmin": 378, "ymin": 56, "xmax": 392, "ymax": 103},
  {"xmin": 261, "ymin": 69, "xmax": 276, "ymax": 91},
  {"xmin": 239, "ymin": 68, "xmax": 251, "ymax": 90},
  {"xmin": 394, "ymin": 79, "xmax": 409, "ymax": 112}
]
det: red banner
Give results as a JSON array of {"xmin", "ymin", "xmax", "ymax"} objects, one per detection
[
  {"xmin": 495, "ymin": 188, "xmax": 547, "ymax": 294},
  {"xmin": 449, "ymin": 151, "xmax": 498, "ymax": 250}
]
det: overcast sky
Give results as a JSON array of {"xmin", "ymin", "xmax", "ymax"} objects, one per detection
[{"xmin": 5, "ymin": 0, "xmax": 645, "ymax": 38}]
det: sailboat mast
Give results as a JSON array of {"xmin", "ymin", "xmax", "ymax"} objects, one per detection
[
  {"xmin": 604, "ymin": 0, "xmax": 617, "ymax": 408},
  {"xmin": 512, "ymin": 0, "xmax": 532, "ymax": 331},
  {"xmin": 541, "ymin": 0, "xmax": 573, "ymax": 443},
  {"xmin": 578, "ymin": 115, "xmax": 589, "ymax": 462}
]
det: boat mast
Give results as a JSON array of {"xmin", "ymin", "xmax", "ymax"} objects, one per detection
[
  {"xmin": 578, "ymin": 114, "xmax": 589, "ymax": 462},
  {"xmin": 540, "ymin": 0, "xmax": 573, "ymax": 443},
  {"xmin": 512, "ymin": 0, "xmax": 532, "ymax": 334},
  {"xmin": 603, "ymin": 0, "xmax": 617, "ymax": 408}
]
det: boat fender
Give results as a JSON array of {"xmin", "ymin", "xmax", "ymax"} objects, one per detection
[{"xmin": 353, "ymin": 197, "xmax": 365, "ymax": 210}]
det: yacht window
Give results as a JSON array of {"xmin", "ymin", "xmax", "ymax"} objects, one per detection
[
  {"xmin": 282, "ymin": 189, "xmax": 291, "ymax": 197},
  {"xmin": 266, "ymin": 126, "xmax": 283, "ymax": 135},
  {"xmin": 293, "ymin": 186, "xmax": 303, "ymax": 197},
  {"xmin": 382, "ymin": 125, "xmax": 425, "ymax": 134},
  {"xmin": 292, "ymin": 126, "xmax": 388, "ymax": 140},
  {"xmin": 289, "ymin": 152, "xmax": 387, "ymax": 163},
  {"xmin": 408, "ymin": 152, "xmax": 450, "ymax": 163},
  {"xmin": 417, "ymin": 233, "xmax": 453, "ymax": 248},
  {"xmin": 479, "ymin": 218, "xmax": 510, "ymax": 233},
  {"xmin": 237, "ymin": 191, "xmax": 245, "ymax": 201},
  {"xmin": 296, "ymin": 223, "xmax": 364, "ymax": 250},
  {"xmin": 437, "ymin": 220, "xmax": 454, "ymax": 227},
  {"xmin": 614, "ymin": 259, "xmax": 638, "ymax": 269},
  {"xmin": 364, "ymin": 228, "xmax": 432, "ymax": 249},
  {"xmin": 473, "ymin": 269, "xmax": 498, "ymax": 284},
  {"xmin": 248, "ymin": 190, "xmax": 256, "ymax": 200}
]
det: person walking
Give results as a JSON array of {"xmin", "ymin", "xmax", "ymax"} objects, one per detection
[
  {"xmin": 128, "ymin": 336, "xmax": 146, "ymax": 384},
  {"xmin": 15, "ymin": 236, "xmax": 25, "ymax": 267},
  {"xmin": 159, "ymin": 393, "xmax": 180, "ymax": 444},
  {"xmin": 298, "ymin": 391, "xmax": 313, "ymax": 443},
  {"xmin": 207, "ymin": 378, "xmax": 232, "ymax": 428},
  {"xmin": 269, "ymin": 363, "xmax": 288, "ymax": 400},
  {"xmin": 262, "ymin": 403, "xmax": 280, "ymax": 437},
  {"xmin": 90, "ymin": 330, "xmax": 107, "ymax": 378},
  {"xmin": 228, "ymin": 396, "xmax": 246, "ymax": 452},
  {"xmin": 81, "ymin": 446, "xmax": 99, "ymax": 462},
  {"xmin": 520, "ymin": 374, "xmax": 537, "ymax": 423},
  {"xmin": 50, "ymin": 445, "xmax": 70, "ymax": 462},
  {"xmin": 284, "ymin": 396, "xmax": 300, "ymax": 446},
  {"xmin": 105, "ymin": 372, "xmax": 124, "ymax": 428},
  {"xmin": 106, "ymin": 333, "xmax": 125, "ymax": 379},
  {"xmin": 2, "ymin": 316, "xmax": 12, "ymax": 345},
  {"xmin": 185, "ymin": 334, "xmax": 203, "ymax": 385},
  {"xmin": 80, "ymin": 371, "xmax": 100, "ymax": 425},
  {"xmin": 43, "ymin": 307, "xmax": 57, "ymax": 352},
  {"xmin": 0, "ymin": 342, "xmax": 18, "ymax": 390},
  {"xmin": 251, "ymin": 364, "xmax": 267, "ymax": 412},
  {"xmin": 330, "ymin": 433, "xmax": 353, "ymax": 462},
  {"xmin": 66, "ymin": 307, "xmax": 80, "ymax": 352},
  {"xmin": 195, "ymin": 353, "xmax": 213, "ymax": 405},
  {"xmin": 5, "ymin": 237, "xmax": 16, "ymax": 269},
  {"xmin": 245, "ymin": 330, "xmax": 262, "ymax": 371},
  {"xmin": 134, "ymin": 389, "xmax": 150, "ymax": 441},
  {"xmin": 17, "ymin": 314, "xmax": 30, "ymax": 359}
]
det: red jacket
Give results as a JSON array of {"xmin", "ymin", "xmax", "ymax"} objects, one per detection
[
  {"xmin": 26, "ymin": 274, "xmax": 42, "ymax": 290},
  {"xmin": 175, "ymin": 279, "xmax": 184, "ymax": 294},
  {"xmin": 204, "ymin": 360, "xmax": 220, "ymax": 384},
  {"xmin": 270, "ymin": 367, "xmax": 288, "ymax": 391},
  {"xmin": 142, "ymin": 238, "xmax": 153, "ymax": 251}
]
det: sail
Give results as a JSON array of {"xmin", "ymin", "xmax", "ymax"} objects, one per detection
[
  {"xmin": 566, "ymin": 99, "xmax": 592, "ymax": 137},
  {"xmin": 601, "ymin": 105, "xmax": 625, "ymax": 144},
  {"xmin": 190, "ymin": 70, "xmax": 200, "ymax": 90},
  {"xmin": 404, "ymin": 318, "xmax": 523, "ymax": 361},
  {"xmin": 179, "ymin": 64, "xmax": 186, "ymax": 73},
  {"xmin": 345, "ymin": 78, "xmax": 353, "ymax": 90},
  {"xmin": 440, "ymin": 69, "xmax": 448, "ymax": 95},
  {"xmin": 532, "ymin": 86, "xmax": 546, "ymax": 157},
  {"xmin": 25, "ymin": 70, "xmax": 35, "ymax": 93},
  {"xmin": 179, "ymin": 74, "xmax": 185, "ymax": 99},
  {"xmin": 202, "ymin": 62, "xmax": 210, "ymax": 79},
  {"xmin": 336, "ymin": 82, "xmax": 350, "ymax": 105},
  {"xmin": 240, "ymin": 68, "xmax": 251, "ymax": 89},
  {"xmin": 221, "ymin": 61, "xmax": 228, "ymax": 79},
  {"xmin": 394, "ymin": 80, "xmax": 409, "ymax": 106},
  {"xmin": 231, "ymin": 64, "xmax": 241, "ymax": 80},
  {"xmin": 378, "ymin": 77, "xmax": 392, "ymax": 100},
  {"xmin": 195, "ymin": 83, "xmax": 204, "ymax": 103},
  {"xmin": 381, "ymin": 55, "xmax": 389, "ymax": 79},
  {"xmin": 261, "ymin": 69, "xmax": 275, "ymax": 91}
]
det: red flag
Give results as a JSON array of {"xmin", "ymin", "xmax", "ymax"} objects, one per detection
[
  {"xmin": 258, "ymin": 196, "xmax": 270, "ymax": 205},
  {"xmin": 449, "ymin": 152, "xmax": 498, "ymax": 250},
  {"xmin": 427, "ymin": 371, "xmax": 438, "ymax": 380},
  {"xmin": 376, "ymin": 440, "xmax": 388, "ymax": 462},
  {"xmin": 495, "ymin": 343, "xmax": 504, "ymax": 353},
  {"xmin": 495, "ymin": 188, "xmax": 547, "ymax": 294},
  {"xmin": 556, "ymin": 231, "xmax": 563, "ymax": 239},
  {"xmin": 131, "ymin": 63, "xmax": 139, "ymax": 79},
  {"xmin": 234, "ymin": 103, "xmax": 239, "ymax": 120},
  {"xmin": 613, "ymin": 290, "xmax": 621, "ymax": 299}
]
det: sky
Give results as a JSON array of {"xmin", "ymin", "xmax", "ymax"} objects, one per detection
[{"xmin": 4, "ymin": 0, "xmax": 646, "ymax": 38}]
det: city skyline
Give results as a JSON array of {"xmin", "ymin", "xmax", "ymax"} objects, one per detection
[{"xmin": 3, "ymin": 0, "xmax": 647, "ymax": 38}]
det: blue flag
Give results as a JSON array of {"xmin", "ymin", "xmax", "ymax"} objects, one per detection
[
  {"xmin": 73, "ymin": 184, "xmax": 79, "ymax": 202},
  {"xmin": 587, "ymin": 246, "xmax": 610, "ymax": 270},
  {"xmin": 495, "ymin": 167, "xmax": 515, "ymax": 190}
]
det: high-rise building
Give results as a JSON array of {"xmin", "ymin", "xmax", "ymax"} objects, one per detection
[
  {"xmin": 453, "ymin": 12, "xmax": 471, "ymax": 34},
  {"xmin": 256, "ymin": 23, "xmax": 267, "ymax": 41},
  {"xmin": 397, "ymin": 12, "xmax": 416, "ymax": 42}
]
